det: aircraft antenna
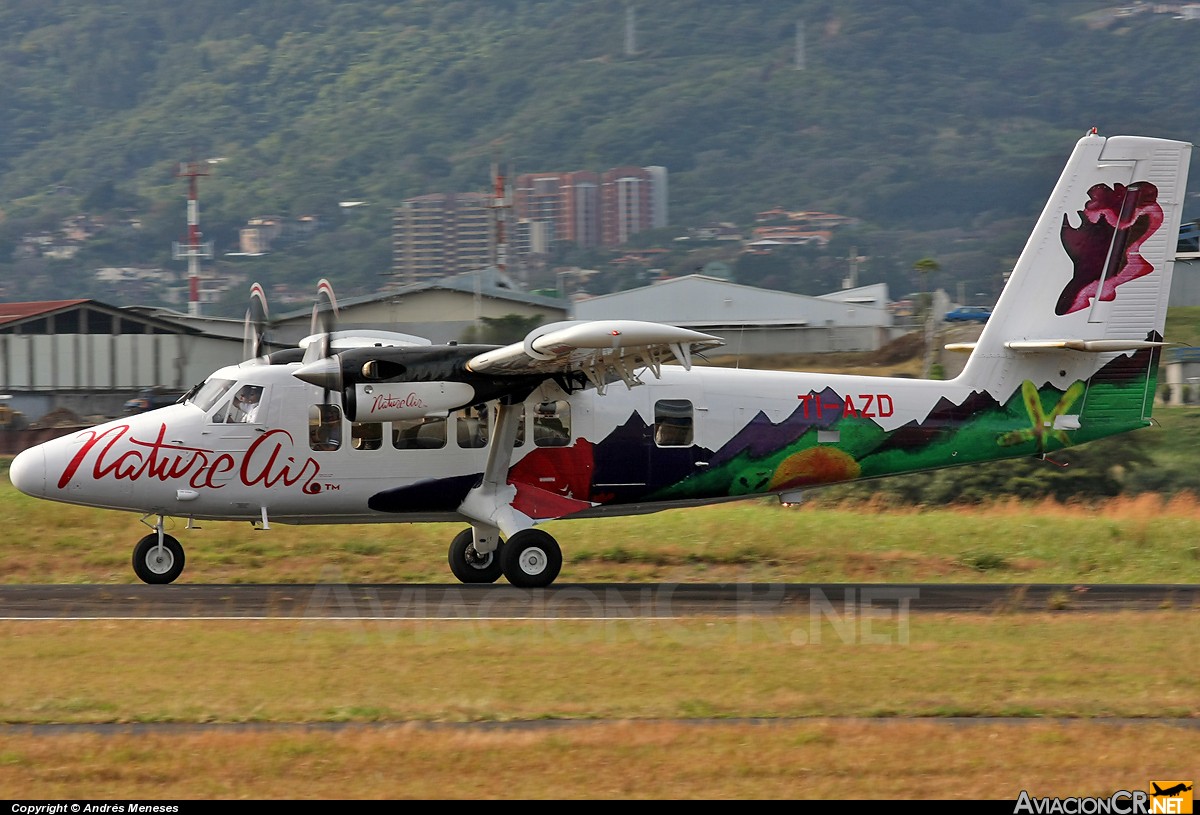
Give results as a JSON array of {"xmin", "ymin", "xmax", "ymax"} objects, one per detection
[{"xmin": 173, "ymin": 161, "xmax": 215, "ymax": 317}]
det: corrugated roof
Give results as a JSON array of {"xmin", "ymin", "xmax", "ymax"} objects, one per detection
[
  {"xmin": 0, "ymin": 299, "xmax": 210, "ymax": 335},
  {"xmin": 0, "ymin": 299, "xmax": 89, "ymax": 327},
  {"xmin": 273, "ymin": 271, "xmax": 568, "ymax": 322}
]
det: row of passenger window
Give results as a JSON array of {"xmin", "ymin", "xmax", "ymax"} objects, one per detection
[
  {"xmin": 307, "ymin": 400, "xmax": 572, "ymax": 452},
  {"xmin": 307, "ymin": 397, "xmax": 697, "ymax": 452}
]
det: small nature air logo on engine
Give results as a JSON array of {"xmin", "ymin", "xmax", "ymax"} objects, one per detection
[{"xmin": 369, "ymin": 391, "xmax": 428, "ymax": 414}]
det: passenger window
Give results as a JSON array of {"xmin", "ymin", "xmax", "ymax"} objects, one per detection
[
  {"xmin": 351, "ymin": 422, "xmax": 383, "ymax": 450},
  {"xmin": 455, "ymin": 405, "xmax": 489, "ymax": 449},
  {"xmin": 393, "ymin": 416, "xmax": 447, "ymax": 450},
  {"xmin": 654, "ymin": 399, "xmax": 694, "ymax": 447},
  {"xmin": 533, "ymin": 400, "xmax": 571, "ymax": 447},
  {"xmin": 309, "ymin": 404, "xmax": 343, "ymax": 451},
  {"xmin": 490, "ymin": 405, "xmax": 525, "ymax": 448}
]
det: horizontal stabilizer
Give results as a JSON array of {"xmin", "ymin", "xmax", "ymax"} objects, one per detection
[
  {"xmin": 1005, "ymin": 339, "xmax": 1169, "ymax": 353},
  {"xmin": 947, "ymin": 339, "xmax": 1169, "ymax": 354}
]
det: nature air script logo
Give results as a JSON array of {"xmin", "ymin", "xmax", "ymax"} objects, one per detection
[
  {"xmin": 57, "ymin": 423, "xmax": 322, "ymax": 494},
  {"xmin": 1013, "ymin": 783, "xmax": 1192, "ymax": 814},
  {"xmin": 1057, "ymin": 181, "xmax": 1162, "ymax": 316},
  {"xmin": 369, "ymin": 391, "xmax": 428, "ymax": 415}
]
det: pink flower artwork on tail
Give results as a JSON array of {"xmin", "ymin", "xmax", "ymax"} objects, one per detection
[{"xmin": 1056, "ymin": 181, "xmax": 1162, "ymax": 316}]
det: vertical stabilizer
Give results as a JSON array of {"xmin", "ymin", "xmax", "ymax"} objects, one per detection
[{"xmin": 955, "ymin": 132, "xmax": 1192, "ymax": 425}]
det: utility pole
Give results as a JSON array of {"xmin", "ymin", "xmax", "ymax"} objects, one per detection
[
  {"xmin": 913, "ymin": 257, "xmax": 940, "ymax": 378},
  {"xmin": 625, "ymin": 5, "xmax": 637, "ymax": 56}
]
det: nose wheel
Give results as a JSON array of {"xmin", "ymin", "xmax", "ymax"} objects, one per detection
[{"xmin": 132, "ymin": 533, "xmax": 186, "ymax": 585}]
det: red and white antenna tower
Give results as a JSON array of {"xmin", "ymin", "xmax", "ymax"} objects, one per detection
[
  {"xmin": 489, "ymin": 160, "xmax": 510, "ymax": 278},
  {"xmin": 173, "ymin": 161, "xmax": 214, "ymax": 316}
]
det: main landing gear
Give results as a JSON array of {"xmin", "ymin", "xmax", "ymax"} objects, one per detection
[{"xmin": 447, "ymin": 527, "xmax": 563, "ymax": 589}]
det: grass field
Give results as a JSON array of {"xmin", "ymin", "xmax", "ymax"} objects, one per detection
[
  {"xmin": 2, "ymin": 479, "xmax": 1200, "ymax": 585},
  {"xmin": 1, "ymin": 405, "xmax": 1197, "ymax": 799},
  {"xmin": 1166, "ymin": 306, "xmax": 1200, "ymax": 349}
]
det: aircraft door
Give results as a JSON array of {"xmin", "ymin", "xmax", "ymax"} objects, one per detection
[
  {"xmin": 590, "ymin": 396, "xmax": 651, "ymax": 500},
  {"xmin": 648, "ymin": 386, "xmax": 708, "ymax": 490},
  {"xmin": 203, "ymin": 382, "xmax": 271, "ymax": 484}
]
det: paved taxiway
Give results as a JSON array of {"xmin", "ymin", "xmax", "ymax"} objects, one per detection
[{"xmin": 0, "ymin": 583, "xmax": 1196, "ymax": 619}]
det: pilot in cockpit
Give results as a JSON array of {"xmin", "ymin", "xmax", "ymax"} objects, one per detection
[{"xmin": 226, "ymin": 385, "xmax": 263, "ymax": 423}]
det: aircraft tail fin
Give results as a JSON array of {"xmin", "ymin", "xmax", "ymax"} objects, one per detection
[{"xmin": 955, "ymin": 132, "xmax": 1192, "ymax": 430}]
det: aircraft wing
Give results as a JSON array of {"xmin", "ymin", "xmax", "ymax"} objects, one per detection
[{"xmin": 465, "ymin": 320, "xmax": 725, "ymax": 390}]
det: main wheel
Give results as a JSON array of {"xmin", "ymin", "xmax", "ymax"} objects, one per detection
[
  {"xmin": 500, "ymin": 529, "xmax": 562, "ymax": 589},
  {"xmin": 132, "ymin": 533, "xmax": 185, "ymax": 585},
  {"xmin": 448, "ymin": 528, "xmax": 503, "ymax": 584}
]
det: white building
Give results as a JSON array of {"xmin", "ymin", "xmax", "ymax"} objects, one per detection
[
  {"xmin": 572, "ymin": 275, "xmax": 895, "ymax": 356},
  {"xmin": 0, "ymin": 298, "xmax": 242, "ymax": 423}
]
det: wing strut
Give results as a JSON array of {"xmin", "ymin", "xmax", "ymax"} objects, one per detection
[{"xmin": 456, "ymin": 401, "xmax": 532, "ymax": 543}]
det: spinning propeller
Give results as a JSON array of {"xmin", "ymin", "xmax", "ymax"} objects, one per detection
[
  {"xmin": 303, "ymin": 278, "xmax": 341, "ymax": 407},
  {"xmin": 309, "ymin": 278, "xmax": 339, "ymax": 362},
  {"xmin": 242, "ymin": 282, "xmax": 271, "ymax": 361}
]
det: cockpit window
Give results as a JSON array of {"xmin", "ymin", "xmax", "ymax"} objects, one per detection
[
  {"xmin": 187, "ymin": 378, "xmax": 236, "ymax": 412},
  {"xmin": 225, "ymin": 385, "xmax": 264, "ymax": 424}
]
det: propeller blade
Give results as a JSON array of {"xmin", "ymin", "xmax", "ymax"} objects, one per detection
[
  {"xmin": 243, "ymin": 282, "xmax": 270, "ymax": 360},
  {"xmin": 315, "ymin": 278, "xmax": 338, "ymax": 360},
  {"xmin": 311, "ymin": 279, "xmax": 340, "ymax": 405}
]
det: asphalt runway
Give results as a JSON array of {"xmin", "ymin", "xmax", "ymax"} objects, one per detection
[
  {"xmin": 0, "ymin": 582, "xmax": 1196, "ymax": 619},
  {"xmin": 3, "ymin": 583, "xmax": 1197, "ymax": 737}
]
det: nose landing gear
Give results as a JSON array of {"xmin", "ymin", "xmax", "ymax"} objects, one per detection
[{"xmin": 132, "ymin": 519, "xmax": 186, "ymax": 585}]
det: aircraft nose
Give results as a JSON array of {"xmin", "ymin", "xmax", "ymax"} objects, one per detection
[{"xmin": 8, "ymin": 445, "xmax": 47, "ymax": 497}]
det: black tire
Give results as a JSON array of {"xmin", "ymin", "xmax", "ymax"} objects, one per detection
[
  {"xmin": 132, "ymin": 533, "xmax": 185, "ymax": 585},
  {"xmin": 500, "ymin": 529, "xmax": 562, "ymax": 589},
  {"xmin": 447, "ymin": 528, "xmax": 503, "ymax": 584}
]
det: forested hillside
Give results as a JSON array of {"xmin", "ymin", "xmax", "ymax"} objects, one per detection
[{"xmin": 1, "ymin": 0, "xmax": 1198, "ymax": 311}]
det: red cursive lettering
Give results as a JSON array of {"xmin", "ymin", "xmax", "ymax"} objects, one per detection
[
  {"xmin": 57, "ymin": 423, "xmax": 320, "ymax": 494},
  {"xmin": 370, "ymin": 392, "xmax": 428, "ymax": 414}
]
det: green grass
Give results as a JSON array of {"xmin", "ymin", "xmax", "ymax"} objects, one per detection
[
  {"xmin": 1165, "ymin": 306, "xmax": 1200, "ymax": 348},
  {"xmin": 0, "ymin": 614, "xmax": 1195, "ymax": 724},
  {"xmin": 4, "ymin": 446, "xmax": 1200, "ymax": 584},
  {"xmin": 2, "ymin": 484, "xmax": 1200, "ymax": 584},
  {"xmin": 0, "ymin": 613, "xmax": 1195, "ymax": 798},
  {"xmin": 1, "ymin": 423, "xmax": 1198, "ymax": 799}
]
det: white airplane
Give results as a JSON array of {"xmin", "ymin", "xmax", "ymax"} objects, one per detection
[{"xmin": 7, "ymin": 131, "xmax": 1193, "ymax": 588}]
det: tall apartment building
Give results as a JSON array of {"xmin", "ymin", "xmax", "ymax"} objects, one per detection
[
  {"xmin": 602, "ymin": 166, "xmax": 657, "ymax": 247},
  {"xmin": 515, "ymin": 165, "xmax": 665, "ymax": 251},
  {"xmin": 514, "ymin": 171, "xmax": 602, "ymax": 250},
  {"xmin": 392, "ymin": 192, "xmax": 492, "ymax": 283},
  {"xmin": 393, "ymin": 165, "xmax": 668, "ymax": 283}
]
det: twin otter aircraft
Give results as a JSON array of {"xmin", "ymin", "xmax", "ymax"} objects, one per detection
[{"xmin": 8, "ymin": 131, "xmax": 1194, "ymax": 587}]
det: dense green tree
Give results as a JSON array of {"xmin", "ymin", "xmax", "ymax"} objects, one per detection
[{"xmin": 2, "ymin": 2, "xmax": 1200, "ymax": 313}]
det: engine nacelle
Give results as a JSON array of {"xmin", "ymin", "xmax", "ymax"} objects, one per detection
[{"xmin": 344, "ymin": 381, "xmax": 477, "ymax": 422}]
